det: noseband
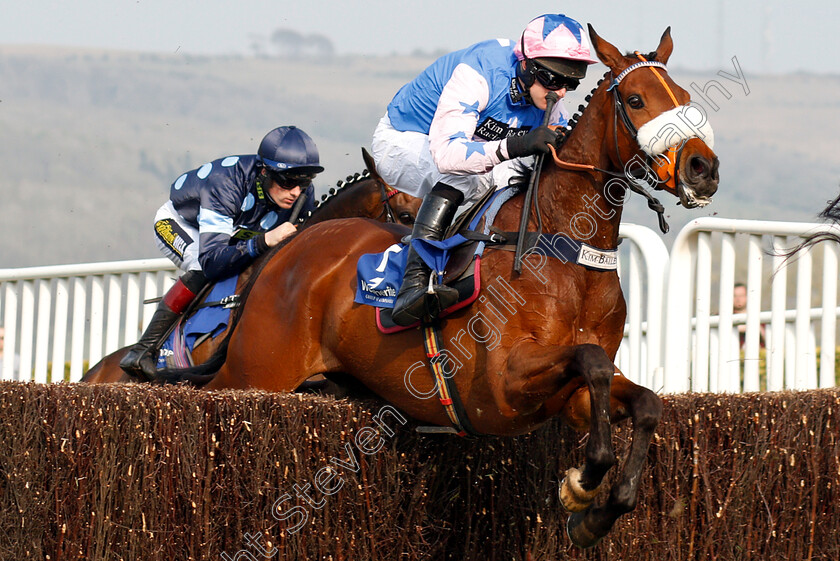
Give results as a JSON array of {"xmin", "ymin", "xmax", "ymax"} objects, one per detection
[{"xmin": 607, "ymin": 54, "xmax": 683, "ymax": 192}]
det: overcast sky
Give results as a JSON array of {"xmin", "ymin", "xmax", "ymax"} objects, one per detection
[{"xmin": 2, "ymin": 0, "xmax": 839, "ymax": 74}]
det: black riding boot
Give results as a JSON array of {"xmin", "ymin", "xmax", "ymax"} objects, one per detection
[
  {"xmin": 391, "ymin": 183, "xmax": 463, "ymax": 326},
  {"xmin": 120, "ymin": 270, "xmax": 207, "ymax": 380}
]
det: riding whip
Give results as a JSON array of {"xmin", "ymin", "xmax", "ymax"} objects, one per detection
[
  {"xmin": 288, "ymin": 189, "xmax": 310, "ymax": 224},
  {"xmin": 513, "ymin": 91, "xmax": 559, "ymax": 273}
]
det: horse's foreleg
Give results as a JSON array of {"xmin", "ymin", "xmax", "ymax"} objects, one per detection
[
  {"xmin": 565, "ymin": 375, "xmax": 662, "ymax": 548},
  {"xmin": 505, "ymin": 343, "xmax": 617, "ymax": 504},
  {"xmin": 556, "ymin": 345, "xmax": 618, "ymax": 517}
]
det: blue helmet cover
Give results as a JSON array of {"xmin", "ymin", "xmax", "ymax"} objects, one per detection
[{"xmin": 257, "ymin": 126, "xmax": 325, "ymax": 174}]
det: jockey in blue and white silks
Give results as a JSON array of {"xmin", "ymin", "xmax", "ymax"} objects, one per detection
[
  {"xmin": 121, "ymin": 126, "xmax": 323, "ymax": 381},
  {"xmin": 372, "ymin": 14, "xmax": 599, "ymax": 327},
  {"xmin": 374, "ymin": 39, "xmax": 569, "ymax": 204}
]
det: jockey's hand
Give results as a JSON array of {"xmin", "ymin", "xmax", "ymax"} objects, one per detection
[
  {"xmin": 505, "ymin": 126, "xmax": 560, "ymax": 159},
  {"xmin": 264, "ymin": 222, "xmax": 298, "ymax": 247}
]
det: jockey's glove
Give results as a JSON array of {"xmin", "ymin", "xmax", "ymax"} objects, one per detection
[{"xmin": 505, "ymin": 126, "xmax": 559, "ymax": 159}]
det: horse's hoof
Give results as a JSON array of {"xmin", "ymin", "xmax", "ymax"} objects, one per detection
[
  {"xmin": 559, "ymin": 467, "xmax": 601, "ymax": 513},
  {"xmin": 566, "ymin": 511, "xmax": 605, "ymax": 549}
]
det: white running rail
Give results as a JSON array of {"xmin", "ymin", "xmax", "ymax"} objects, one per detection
[
  {"xmin": 2, "ymin": 218, "xmax": 839, "ymax": 392},
  {"xmin": 664, "ymin": 217, "xmax": 840, "ymax": 393},
  {"xmin": 615, "ymin": 223, "xmax": 670, "ymax": 391},
  {"xmin": 1, "ymin": 259, "xmax": 178, "ymax": 382}
]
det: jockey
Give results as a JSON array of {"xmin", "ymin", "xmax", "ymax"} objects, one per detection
[
  {"xmin": 120, "ymin": 126, "xmax": 322, "ymax": 379},
  {"xmin": 371, "ymin": 14, "xmax": 598, "ymax": 326}
]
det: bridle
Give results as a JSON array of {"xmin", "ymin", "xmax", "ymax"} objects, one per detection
[
  {"xmin": 608, "ymin": 53, "xmax": 686, "ymax": 197},
  {"xmin": 377, "ymin": 181, "xmax": 401, "ymax": 223},
  {"xmin": 544, "ymin": 52, "xmax": 701, "ymax": 232}
]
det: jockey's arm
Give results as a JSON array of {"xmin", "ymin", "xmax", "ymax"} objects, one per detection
[
  {"xmin": 196, "ymin": 212, "xmax": 259, "ymax": 282},
  {"xmin": 195, "ymin": 177, "xmax": 263, "ymax": 281},
  {"xmin": 428, "ymin": 64, "xmax": 505, "ymax": 176}
]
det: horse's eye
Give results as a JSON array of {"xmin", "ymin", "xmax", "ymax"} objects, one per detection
[
  {"xmin": 399, "ymin": 213, "xmax": 414, "ymax": 225},
  {"xmin": 627, "ymin": 95, "xmax": 644, "ymax": 109}
]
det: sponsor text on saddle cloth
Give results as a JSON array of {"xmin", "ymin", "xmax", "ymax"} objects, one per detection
[{"xmin": 355, "ymin": 185, "xmax": 619, "ymax": 331}]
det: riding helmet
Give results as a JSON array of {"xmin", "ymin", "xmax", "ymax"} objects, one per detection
[
  {"xmin": 257, "ymin": 126, "xmax": 325, "ymax": 175},
  {"xmin": 515, "ymin": 14, "xmax": 598, "ymax": 84}
]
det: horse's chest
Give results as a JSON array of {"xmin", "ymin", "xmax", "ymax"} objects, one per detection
[{"xmin": 521, "ymin": 275, "xmax": 625, "ymax": 334}]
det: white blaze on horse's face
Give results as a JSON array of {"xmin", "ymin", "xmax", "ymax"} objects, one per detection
[
  {"xmin": 608, "ymin": 59, "xmax": 719, "ymax": 208},
  {"xmin": 636, "ymin": 104, "xmax": 717, "ymax": 208},
  {"xmin": 636, "ymin": 105, "xmax": 715, "ymax": 158},
  {"xmin": 591, "ymin": 25, "xmax": 720, "ymax": 209}
]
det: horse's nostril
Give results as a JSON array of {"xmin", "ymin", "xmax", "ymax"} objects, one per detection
[{"xmin": 690, "ymin": 156, "xmax": 707, "ymax": 178}]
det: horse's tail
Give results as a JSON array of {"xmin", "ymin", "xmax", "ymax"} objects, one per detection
[
  {"xmin": 783, "ymin": 191, "xmax": 840, "ymax": 260},
  {"xmin": 819, "ymin": 192, "xmax": 840, "ymax": 224}
]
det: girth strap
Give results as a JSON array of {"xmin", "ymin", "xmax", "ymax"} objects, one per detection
[{"xmin": 420, "ymin": 322, "xmax": 481, "ymax": 437}]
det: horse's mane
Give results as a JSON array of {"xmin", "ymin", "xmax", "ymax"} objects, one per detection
[
  {"xmin": 627, "ymin": 51, "xmax": 658, "ymax": 61},
  {"xmin": 554, "ymin": 71, "xmax": 610, "ymax": 150},
  {"xmin": 231, "ymin": 169, "xmax": 374, "ymax": 284},
  {"xmin": 303, "ymin": 170, "xmax": 373, "ymax": 220},
  {"xmin": 155, "ymin": 170, "xmax": 374, "ymax": 385}
]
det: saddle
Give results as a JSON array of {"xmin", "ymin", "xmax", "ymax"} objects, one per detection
[
  {"xmin": 157, "ymin": 275, "xmax": 240, "ymax": 369},
  {"xmin": 357, "ymin": 184, "xmax": 513, "ymax": 333},
  {"xmin": 355, "ymin": 182, "xmax": 621, "ymax": 334}
]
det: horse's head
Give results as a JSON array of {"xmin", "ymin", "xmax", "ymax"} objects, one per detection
[
  {"xmin": 388, "ymin": 191, "xmax": 421, "ymax": 226},
  {"xmin": 361, "ymin": 147, "xmax": 420, "ymax": 226},
  {"xmin": 588, "ymin": 25, "xmax": 719, "ymax": 208}
]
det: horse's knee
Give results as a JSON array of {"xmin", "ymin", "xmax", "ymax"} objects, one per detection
[
  {"xmin": 575, "ymin": 344, "xmax": 612, "ymax": 368},
  {"xmin": 586, "ymin": 447, "xmax": 617, "ymax": 478},
  {"xmin": 608, "ymin": 486, "xmax": 638, "ymax": 515},
  {"xmin": 633, "ymin": 388, "xmax": 663, "ymax": 431},
  {"xmin": 574, "ymin": 344, "xmax": 614, "ymax": 384}
]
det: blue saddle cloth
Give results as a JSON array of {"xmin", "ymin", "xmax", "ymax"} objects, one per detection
[
  {"xmin": 157, "ymin": 274, "xmax": 238, "ymax": 368},
  {"xmin": 353, "ymin": 186, "xmax": 515, "ymax": 309},
  {"xmin": 354, "ymin": 234, "xmax": 467, "ymax": 309}
]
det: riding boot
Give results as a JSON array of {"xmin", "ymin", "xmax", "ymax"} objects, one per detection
[
  {"xmin": 391, "ymin": 183, "xmax": 463, "ymax": 326},
  {"xmin": 120, "ymin": 270, "xmax": 207, "ymax": 381}
]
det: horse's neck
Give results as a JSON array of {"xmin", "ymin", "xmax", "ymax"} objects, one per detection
[
  {"xmin": 307, "ymin": 180, "xmax": 378, "ymax": 225},
  {"xmin": 536, "ymin": 92, "xmax": 624, "ymax": 249}
]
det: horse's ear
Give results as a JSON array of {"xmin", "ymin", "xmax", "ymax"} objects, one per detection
[
  {"xmin": 361, "ymin": 146, "xmax": 389, "ymax": 186},
  {"xmin": 588, "ymin": 24, "xmax": 625, "ymax": 71},
  {"xmin": 361, "ymin": 147, "xmax": 377, "ymax": 175},
  {"xmin": 655, "ymin": 27, "xmax": 674, "ymax": 65}
]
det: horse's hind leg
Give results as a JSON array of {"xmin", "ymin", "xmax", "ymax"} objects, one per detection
[
  {"xmin": 565, "ymin": 374, "xmax": 663, "ymax": 548},
  {"xmin": 557, "ymin": 345, "xmax": 619, "ymax": 516}
]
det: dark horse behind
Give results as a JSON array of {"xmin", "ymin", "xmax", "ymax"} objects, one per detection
[
  {"xmin": 84, "ymin": 27, "xmax": 719, "ymax": 548},
  {"xmin": 82, "ymin": 161, "xmax": 420, "ymax": 384}
]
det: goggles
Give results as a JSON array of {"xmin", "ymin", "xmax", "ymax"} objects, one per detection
[
  {"xmin": 266, "ymin": 169, "xmax": 316, "ymax": 190},
  {"xmin": 532, "ymin": 60, "xmax": 580, "ymax": 91}
]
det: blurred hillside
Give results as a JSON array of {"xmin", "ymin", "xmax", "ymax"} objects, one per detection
[{"xmin": 1, "ymin": 45, "xmax": 839, "ymax": 268}]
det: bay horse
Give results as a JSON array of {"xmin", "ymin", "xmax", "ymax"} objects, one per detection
[
  {"xmin": 109, "ymin": 27, "xmax": 719, "ymax": 548},
  {"xmin": 82, "ymin": 164, "xmax": 420, "ymax": 384}
]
